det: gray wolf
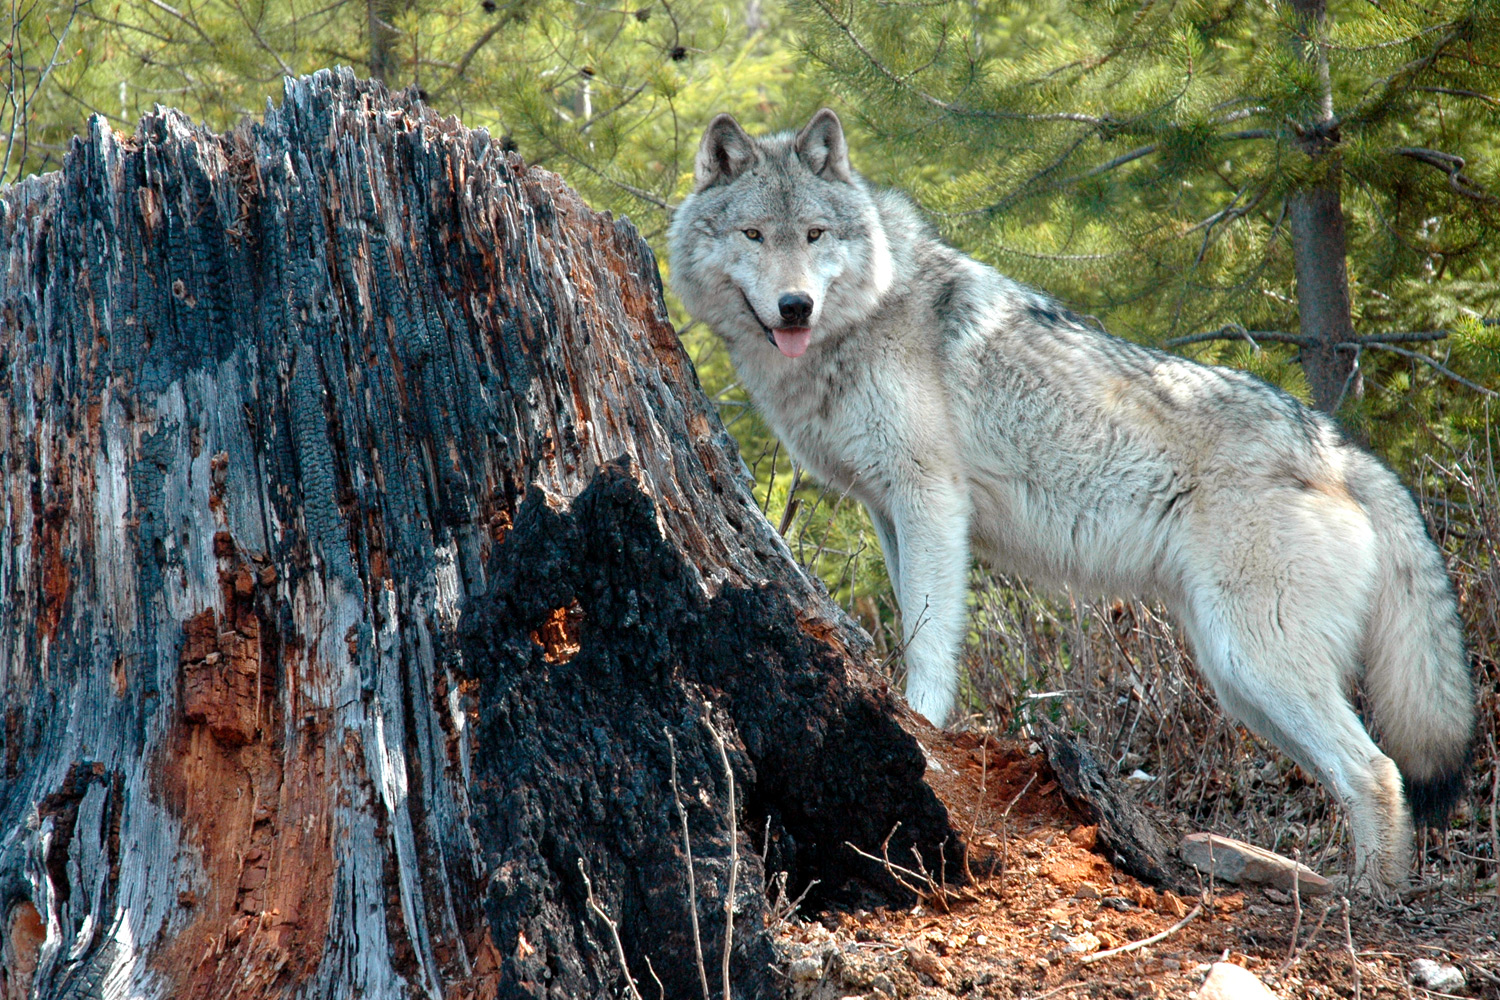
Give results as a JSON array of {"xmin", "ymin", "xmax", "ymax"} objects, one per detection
[{"xmin": 667, "ymin": 109, "xmax": 1475, "ymax": 890}]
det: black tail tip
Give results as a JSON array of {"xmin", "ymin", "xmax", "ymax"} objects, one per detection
[{"xmin": 1405, "ymin": 757, "xmax": 1471, "ymax": 829}]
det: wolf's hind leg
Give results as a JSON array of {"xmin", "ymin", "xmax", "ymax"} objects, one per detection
[{"xmin": 1181, "ymin": 596, "xmax": 1412, "ymax": 892}]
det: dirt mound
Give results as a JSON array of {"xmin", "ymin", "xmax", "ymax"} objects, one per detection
[{"xmin": 777, "ymin": 730, "xmax": 1500, "ymax": 999}]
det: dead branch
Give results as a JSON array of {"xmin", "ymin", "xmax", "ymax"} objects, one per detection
[
  {"xmin": 703, "ymin": 705, "xmax": 737, "ymax": 1000},
  {"xmin": 1079, "ymin": 904, "xmax": 1203, "ymax": 964},
  {"xmin": 578, "ymin": 859, "xmax": 647, "ymax": 1000},
  {"xmin": 1348, "ymin": 341, "xmax": 1498, "ymax": 399},
  {"xmin": 666, "ymin": 731, "xmax": 712, "ymax": 1000},
  {"xmin": 1392, "ymin": 146, "xmax": 1496, "ymax": 202}
]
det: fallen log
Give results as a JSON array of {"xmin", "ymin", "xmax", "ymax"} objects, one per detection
[{"xmin": 0, "ymin": 68, "xmax": 954, "ymax": 1000}]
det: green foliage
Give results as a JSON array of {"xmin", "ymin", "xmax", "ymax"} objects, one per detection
[
  {"xmin": 7, "ymin": 0, "xmax": 1496, "ymax": 622},
  {"xmin": 3, "ymin": 0, "xmax": 891, "ymax": 615},
  {"xmin": 794, "ymin": 0, "xmax": 1498, "ymax": 446}
]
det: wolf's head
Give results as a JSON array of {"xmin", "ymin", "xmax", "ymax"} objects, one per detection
[{"xmin": 668, "ymin": 109, "xmax": 893, "ymax": 359}]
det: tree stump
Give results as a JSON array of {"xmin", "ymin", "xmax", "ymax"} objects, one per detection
[{"xmin": 0, "ymin": 70, "xmax": 954, "ymax": 999}]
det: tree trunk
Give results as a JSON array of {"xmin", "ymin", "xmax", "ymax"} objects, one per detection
[
  {"xmin": 1286, "ymin": 0, "xmax": 1358, "ymax": 414},
  {"xmin": 368, "ymin": 0, "xmax": 398, "ymax": 83},
  {"xmin": 1289, "ymin": 180, "xmax": 1358, "ymax": 413},
  {"xmin": 0, "ymin": 69, "xmax": 954, "ymax": 1000}
]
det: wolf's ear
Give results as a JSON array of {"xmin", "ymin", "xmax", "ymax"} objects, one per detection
[
  {"xmin": 694, "ymin": 114, "xmax": 757, "ymax": 191},
  {"xmin": 795, "ymin": 108, "xmax": 852, "ymax": 183}
]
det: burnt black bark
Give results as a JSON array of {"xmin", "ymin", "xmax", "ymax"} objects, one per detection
[
  {"xmin": 0, "ymin": 69, "xmax": 954, "ymax": 1000},
  {"xmin": 465, "ymin": 464, "xmax": 952, "ymax": 997}
]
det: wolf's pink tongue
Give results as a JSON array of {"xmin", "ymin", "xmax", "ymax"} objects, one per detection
[{"xmin": 773, "ymin": 328, "xmax": 812, "ymax": 358}]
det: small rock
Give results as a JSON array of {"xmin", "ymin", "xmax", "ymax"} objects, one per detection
[
  {"xmin": 1126, "ymin": 768, "xmax": 1157, "ymax": 782},
  {"xmin": 1409, "ymin": 959, "xmax": 1465, "ymax": 992},
  {"xmin": 1181, "ymin": 833, "xmax": 1333, "ymax": 896},
  {"xmin": 1102, "ymin": 896, "xmax": 1136, "ymax": 911},
  {"xmin": 1075, "ymin": 883, "xmax": 1102, "ymax": 899},
  {"xmin": 1263, "ymin": 887, "xmax": 1292, "ymax": 904},
  {"xmin": 1069, "ymin": 824, "xmax": 1099, "ymax": 848},
  {"xmin": 788, "ymin": 957, "xmax": 822, "ymax": 982},
  {"xmin": 1198, "ymin": 962, "xmax": 1279, "ymax": 1000},
  {"xmin": 905, "ymin": 943, "xmax": 948, "ymax": 986},
  {"xmin": 1064, "ymin": 931, "xmax": 1102, "ymax": 955},
  {"xmin": 869, "ymin": 973, "xmax": 896, "ymax": 998}
]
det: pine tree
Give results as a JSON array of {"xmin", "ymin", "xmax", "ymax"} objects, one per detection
[{"xmin": 795, "ymin": 0, "xmax": 1500, "ymax": 434}]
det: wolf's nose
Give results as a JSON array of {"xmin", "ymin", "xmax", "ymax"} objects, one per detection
[{"xmin": 778, "ymin": 293, "xmax": 814, "ymax": 325}]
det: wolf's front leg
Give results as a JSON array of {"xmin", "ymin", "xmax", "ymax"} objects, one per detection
[{"xmin": 890, "ymin": 484, "xmax": 972, "ymax": 727}]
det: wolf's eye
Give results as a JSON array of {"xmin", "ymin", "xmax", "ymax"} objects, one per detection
[
  {"xmin": 743, "ymin": 229, "xmax": 762, "ymax": 242},
  {"xmin": 807, "ymin": 228, "xmax": 824, "ymax": 243}
]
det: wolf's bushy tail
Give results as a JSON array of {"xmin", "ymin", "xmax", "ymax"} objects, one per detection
[{"xmin": 1357, "ymin": 457, "xmax": 1476, "ymax": 826}]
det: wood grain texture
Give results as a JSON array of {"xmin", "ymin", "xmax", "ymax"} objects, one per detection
[{"xmin": 0, "ymin": 69, "xmax": 953, "ymax": 999}]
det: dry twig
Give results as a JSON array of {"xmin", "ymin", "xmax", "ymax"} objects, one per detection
[
  {"xmin": 666, "ymin": 730, "xmax": 711, "ymax": 1000},
  {"xmin": 703, "ymin": 705, "xmax": 738, "ymax": 1000},
  {"xmin": 1079, "ymin": 904, "xmax": 1204, "ymax": 964},
  {"xmin": 578, "ymin": 859, "xmax": 646, "ymax": 1000}
]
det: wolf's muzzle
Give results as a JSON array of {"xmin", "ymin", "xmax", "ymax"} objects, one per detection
[{"xmin": 739, "ymin": 288, "xmax": 777, "ymax": 345}]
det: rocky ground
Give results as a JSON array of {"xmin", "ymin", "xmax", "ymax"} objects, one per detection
[{"xmin": 774, "ymin": 731, "xmax": 1500, "ymax": 1000}]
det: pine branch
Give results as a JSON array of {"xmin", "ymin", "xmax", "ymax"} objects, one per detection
[
  {"xmin": 1165, "ymin": 322, "xmax": 1498, "ymax": 397},
  {"xmin": 1351, "ymin": 342, "xmax": 1497, "ymax": 398},
  {"xmin": 1342, "ymin": 24, "xmax": 1467, "ymax": 127},
  {"xmin": 1416, "ymin": 86, "xmax": 1500, "ymax": 108},
  {"xmin": 432, "ymin": 2, "xmax": 526, "ymax": 100},
  {"xmin": 1391, "ymin": 147, "xmax": 1496, "ymax": 203},
  {"xmin": 1165, "ymin": 327, "xmax": 1313, "ymax": 349}
]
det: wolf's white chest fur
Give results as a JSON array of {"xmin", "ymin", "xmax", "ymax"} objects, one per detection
[{"xmin": 731, "ymin": 320, "xmax": 1188, "ymax": 606}]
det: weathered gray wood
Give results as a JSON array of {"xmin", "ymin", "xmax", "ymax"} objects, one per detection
[
  {"xmin": 0, "ymin": 69, "xmax": 954, "ymax": 999},
  {"xmin": 1037, "ymin": 721, "xmax": 1195, "ymax": 894}
]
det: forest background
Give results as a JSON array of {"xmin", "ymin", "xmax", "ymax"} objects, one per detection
[{"xmin": 3, "ymin": 0, "xmax": 1498, "ymax": 879}]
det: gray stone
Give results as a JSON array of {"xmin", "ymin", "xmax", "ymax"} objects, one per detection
[
  {"xmin": 1198, "ymin": 962, "xmax": 1279, "ymax": 1000},
  {"xmin": 789, "ymin": 956, "xmax": 824, "ymax": 982},
  {"xmin": 1181, "ymin": 833, "xmax": 1334, "ymax": 895},
  {"xmin": 1409, "ymin": 959, "xmax": 1466, "ymax": 992}
]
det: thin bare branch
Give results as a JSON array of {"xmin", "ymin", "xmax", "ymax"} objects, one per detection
[
  {"xmin": 1344, "ymin": 25, "xmax": 1465, "ymax": 125},
  {"xmin": 1347, "ymin": 341, "xmax": 1498, "ymax": 398},
  {"xmin": 144, "ymin": 0, "xmax": 216, "ymax": 48},
  {"xmin": 1079, "ymin": 904, "xmax": 1203, "ymax": 964},
  {"xmin": 579, "ymin": 82, "xmax": 647, "ymax": 134},
  {"xmin": 231, "ymin": 0, "xmax": 295, "ymax": 76},
  {"xmin": 577, "ymin": 859, "xmax": 647, "ymax": 1000},
  {"xmin": 432, "ymin": 14, "xmax": 510, "ymax": 99},
  {"xmin": 1165, "ymin": 327, "xmax": 1312, "ymax": 348},
  {"xmin": 1064, "ymin": 143, "xmax": 1157, "ymax": 183},
  {"xmin": 666, "ymin": 731, "xmax": 712, "ymax": 1000},
  {"xmin": 702, "ymin": 705, "xmax": 737, "ymax": 1000},
  {"xmin": 1167, "ymin": 320, "xmax": 1495, "ymax": 350},
  {"xmin": 1391, "ymin": 146, "xmax": 1496, "ymax": 202},
  {"xmin": 1416, "ymin": 85, "xmax": 1500, "ymax": 108},
  {"xmin": 4, "ymin": 0, "xmax": 82, "ymax": 181}
]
